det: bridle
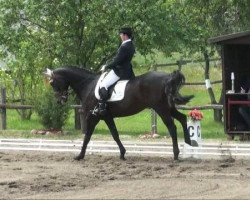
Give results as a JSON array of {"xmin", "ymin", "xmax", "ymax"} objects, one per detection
[
  {"xmin": 44, "ymin": 68, "xmax": 72, "ymax": 104},
  {"xmin": 61, "ymin": 90, "xmax": 69, "ymax": 101},
  {"xmin": 55, "ymin": 90, "xmax": 69, "ymax": 104}
]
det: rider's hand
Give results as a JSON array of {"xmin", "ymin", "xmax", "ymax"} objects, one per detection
[{"xmin": 100, "ymin": 65, "xmax": 107, "ymax": 72}]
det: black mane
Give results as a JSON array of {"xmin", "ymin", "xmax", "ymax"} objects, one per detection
[{"xmin": 54, "ymin": 66, "xmax": 97, "ymax": 80}]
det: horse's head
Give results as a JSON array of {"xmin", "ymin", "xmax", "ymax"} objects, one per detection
[{"xmin": 44, "ymin": 68, "xmax": 69, "ymax": 105}]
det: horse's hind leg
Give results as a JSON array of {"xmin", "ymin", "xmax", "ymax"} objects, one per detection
[
  {"xmin": 155, "ymin": 108, "xmax": 179, "ymax": 160},
  {"xmin": 171, "ymin": 108, "xmax": 191, "ymax": 145},
  {"xmin": 74, "ymin": 115, "xmax": 99, "ymax": 161},
  {"xmin": 104, "ymin": 116, "xmax": 126, "ymax": 160}
]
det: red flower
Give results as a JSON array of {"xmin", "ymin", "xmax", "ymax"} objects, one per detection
[{"xmin": 188, "ymin": 109, "xmax": 203, "ymax": 121}]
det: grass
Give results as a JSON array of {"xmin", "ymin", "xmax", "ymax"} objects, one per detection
[
  {"xmin": 2, "ymin": 108, "xmax": 225, "ymax": 140},
  {"xmin": 0, "ymin": 54, "xmax": 226, "ymax": 141}
]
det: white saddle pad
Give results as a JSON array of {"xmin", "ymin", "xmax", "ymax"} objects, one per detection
[{"xmin": 94, "ymin": 73, "xmax": 129, "ymax": 102}]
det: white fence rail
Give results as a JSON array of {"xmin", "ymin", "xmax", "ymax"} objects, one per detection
[{"xmin": 0, "ymin": 138, "xmax": 250, "ymax": 159}]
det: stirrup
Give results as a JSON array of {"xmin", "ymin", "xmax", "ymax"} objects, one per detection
[
  {"xmin": 90, "ymin": 104, "xmax": 107, "ymax": 116},
  {"xmin": 99, "ymin": 102, "xmax": 107, "ymax": 115},
  {"xmin": 90, "ymin": 106, "xmax": 99, "ymax": 116}
]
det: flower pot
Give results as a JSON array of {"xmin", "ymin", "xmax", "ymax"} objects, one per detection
[{"xmin": 187, "ymin": 120, "xmax": 202, "ymax": 146}]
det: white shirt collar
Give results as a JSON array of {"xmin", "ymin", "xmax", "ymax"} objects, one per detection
[{"xmin": 121, "ymin": 39, "xmax": 131, "ymax": 45}]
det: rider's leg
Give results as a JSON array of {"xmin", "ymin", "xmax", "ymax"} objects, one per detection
[
  {"xmin": 97, "ymin": 87, "xmax": 109, "ymax": 115},
  {"xmin": 93, "ymin": 70, "xmax": 120, "ymax": 115},
  {"xmin": 100, "ymin": 70, "xmax": 120, "ymax": 89}
]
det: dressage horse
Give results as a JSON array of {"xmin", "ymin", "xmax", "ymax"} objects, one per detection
[{"xmin": 44, "ymin": 66, "xmax": 194, "ymax": 160}]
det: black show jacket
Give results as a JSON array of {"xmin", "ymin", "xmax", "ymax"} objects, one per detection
[{"xmin": 106, "ymin": 41, "xmax": 135, "ymax": 80}]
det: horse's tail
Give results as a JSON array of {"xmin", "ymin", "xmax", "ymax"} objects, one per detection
[
  {"xmin": 164, "ymin": 70, "xmax": 194, "ymax": 106},
  {"xmin": 174, "ymin": 93, "xmax": 194, "ymax": 105}
]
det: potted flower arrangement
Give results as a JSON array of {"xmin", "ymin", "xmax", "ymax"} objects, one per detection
[
  {"xmin": 188, "ymin": 109, "xmax": 203, "ymax": 122},
  {"xmin": 187, "ymin": 109, "xmax": 203, "ymax": 147}
]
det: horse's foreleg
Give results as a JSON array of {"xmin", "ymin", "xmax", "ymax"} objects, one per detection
[
  {"xmin": 74, "ymin": 132, "xmax": 92, "ymax": 161},
  {"xmin": 155, "ymin": 109, "xmax": 179, "ymax": 160},
  {"xmin": 74, "ymin": 115, "xmax": 99, "ymax": 161},
  {"xmin": 166, "ymin": 120, "xmax": 179, "ymax": 160},
  {"xmin": 104, "ymin": 116, "xmax": 126, "ymax": 160},
  {"xmin": 171, "ymin": 108, "xmax": 191, "ymax": 145}
]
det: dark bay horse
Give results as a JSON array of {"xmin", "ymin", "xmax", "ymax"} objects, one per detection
[{"xmin": 44, "ymin": 66, "xmax": 194, "ymax": 160}]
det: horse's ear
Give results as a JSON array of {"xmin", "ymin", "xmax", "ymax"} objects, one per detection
[{"xmin": 43, "ymin": 68, "xmax": 54, "ymax": 82}]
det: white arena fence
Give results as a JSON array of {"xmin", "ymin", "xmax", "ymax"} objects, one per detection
[{"xmin": 1, "ymin": 138, "xmax": 250, "ymax": 159}]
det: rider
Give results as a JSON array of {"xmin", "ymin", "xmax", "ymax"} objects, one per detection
[{"xmin": 93, "ymin": 27, "xmax": 136, "ymax": 116}]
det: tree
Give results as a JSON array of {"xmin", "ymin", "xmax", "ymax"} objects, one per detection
[
  {"xmin": 2, "ymin": 0, "xmax": 249, "ymax": 123},
  {"xmin": 0, "ymin": 0, "xmax": 174, "ymax": 120},
  {"xmin": 168, "ymin": 0, "xmax": 250, "ymax": 122}
]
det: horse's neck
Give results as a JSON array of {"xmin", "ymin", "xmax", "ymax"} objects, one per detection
[{"xmin": 65, "ymin": 70, "xmax": 97, "ymax": 99}]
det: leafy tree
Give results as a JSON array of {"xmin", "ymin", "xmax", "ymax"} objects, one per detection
[
  {"xmin": 34, "ymin": 87, "xmax": 71, "ymax": 130},
  {"xmin": 0, "ymin": 0, "xmax": 172, "ymax": 120},
  {"xmin": 1, "ymin": 0, "xmax": 249, "ymax": 123},
  {"xmin": 168, "ymin": 0, "xmax": 250, "ymax": 122},
  {"xmin": 0, "ymin": 0, "xmax": 46, "ymax": 119}
]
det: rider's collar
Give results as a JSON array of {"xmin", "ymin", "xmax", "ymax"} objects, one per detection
[{"xmin": 121, "ymin": 39, "xmax": 131, "ymax": 45}]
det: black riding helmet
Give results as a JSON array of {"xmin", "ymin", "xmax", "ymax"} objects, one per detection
[{"xmin": 119, "ymin": 27, "xmax": 133, "ymax": 39}]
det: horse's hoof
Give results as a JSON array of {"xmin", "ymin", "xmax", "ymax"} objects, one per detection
[
  {"xmin": 74, "ymin": 156, "xmax": 84, "ymax": 161},
  {"xmin": 184, "ymin": 138, "xmax": 192, "ymax": 146},
  {"xmin": 174, "ymin": 156, "xmax": 179, "ymax": 161},
  {"xmin": 120, "ymin": 155, "xmax": 126, "ymax": 160},
  {"xmin": 120, "ymin": 150, "xmax": 126, "ymax": 160}
]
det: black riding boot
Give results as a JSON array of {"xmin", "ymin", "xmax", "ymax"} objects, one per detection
[{"xmin": 92, "ymin": 87, "xmax": 109, "ymax": 116}]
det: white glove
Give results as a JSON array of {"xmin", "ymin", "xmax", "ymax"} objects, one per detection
[{"xmin": 100, "ymin": 64, "xmax": 107, "ymax": 72}]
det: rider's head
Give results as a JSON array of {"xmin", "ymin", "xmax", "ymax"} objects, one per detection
[{"xmin": 119, "ymin": 27, "xmax": 133, "ymax": 41}]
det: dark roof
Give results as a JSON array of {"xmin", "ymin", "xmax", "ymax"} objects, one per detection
[{"xmin": 208, "ymin": 30, "xmax": 250, "ymax": 44}]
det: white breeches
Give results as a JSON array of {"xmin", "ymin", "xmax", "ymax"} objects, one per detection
[{"xmin": 99, "ymin": 70, "xmax": 120, "ymax": 90}]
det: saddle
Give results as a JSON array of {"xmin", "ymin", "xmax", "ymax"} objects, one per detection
[{"xmin": 94, "ymin": 72, "xmax": 129, "ymax": 102}]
